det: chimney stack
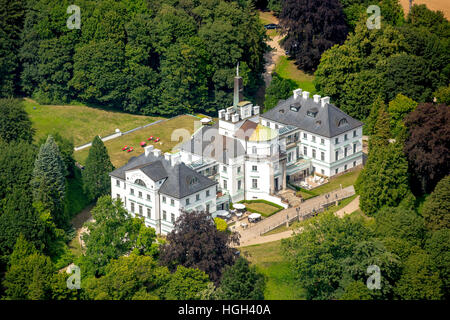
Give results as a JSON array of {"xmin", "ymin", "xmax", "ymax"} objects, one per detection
[
  {"xmin": 225, "ymin": 113, "xmax": 230, "ymax": 121},
  {"xmin": 293, "ymin": 89, "xmax": 303, "ymax": 99},
  {"xmin": 302, "ymin": 91, "xmax": 310, "ymax": 100},
  {"xmin": 153, "ymin": 149, "xmax": 161, "ymax": 157},
  {"xmin": 164, "ymin": 152, "xmax": 171, "ymax": 162},
  {"xmin": 218, "ymin": 109, "xmax": 225, "ymax": 119},
  {"xmin": 231, "ymin": 113, "xmax": 240, "ymax": 123},
  {"xmin": 144, "ymin": 145, "xmax": 154, "ymax": 156},
  {"xmin": 321, "ymin": 97, "xmax": 330, "ymax": 107},
  {"xmin": 253, "ymin": 105, "xmax": 260, "ymax": 115},
  {"xmin": 313, "ymin": 94, "xmax": 321, "ymax": 103}
]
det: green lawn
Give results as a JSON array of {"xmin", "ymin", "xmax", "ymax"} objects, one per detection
[
  {"xmin": 240, "ymin": 240, "xmax": 305, "ymax": 300},
  {"xmin": 312, "ymin": 168, "xmax": 361, "ymax": 195},
  {"xmin": 24, "ymin": 98, "xmax": 161, "ymax": 146},
  {"xmin": 275, "ymin": 56, "xmax": 316, "ymax": 94},
  {"xmin": 74, "ymin": 115, "xmax": 201, "ymax": 168}
]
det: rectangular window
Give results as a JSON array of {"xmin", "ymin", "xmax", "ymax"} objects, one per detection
[
  {"xmin": 344, "ymin": 134, "xmax": 348, "ymax": 141},
  {"xmin": 321, "ymin": 152, "xmax": 325, "ymax": 161},
  {"xmin": 238, "ymin": 180, "xmax": 242, "ymax": 190},
  {"xmin": 163, "ymin": 210, "xmax": 166, "ymax": 221},
  {"xmin": 335, "ymin": 150, "xmax": 339, "ymax": 161},
  {"xmin": 223, "ymin": 166, "xmax": 227, "ymax": 173},
  {"xmin": 275, "ymin": 124, "xmax": 279, "ymax": 129},
  {"xmin": 116, "ymin": 180, "xmax": 120, "ymax": 187},
  {"xmin": 353, "ymin": 130, "xmax": 357, "ymax": 137},
  {"xmin": 335, "ymin": 138, "xmax": 339, "ymax": 144},
  {"xmin": 162, "ymin": 196, "xmax": 166, "ymax": 203},
  {"xmin": 206, "ymin": 190, "xmax": 210, "ymax": 197},
  {"xmin": 170, "ymin": 199, "xmax": 174, "ymax": 206},
  {"xmin": 139, "ymin": 205, "xmax": 143, "ymax": 216},
  {"xmin": 335, "ymin": 168, "xmax": 339, "ymax": 174},
  {"xmin": 171, "ymin": 213, "xmax": 175, "ymax": 223},
  {"xmin": 206, "ymin": 204, "xmax": 210, "ymax": 212},
  {"xmin": 147, "ymin": 208, "xmax": 151, "ymax": 218},
  {"xmin": 288, "ymin": 152, "xmax": 292, "ymax": 162},
  {"xmin": 252, "ymin": 165, "xmax": 257, "ymax": 172},
  {"xmin": 344, "ymin": 147, "xmax": 348, "ymax": 158},
  {"xmin": 267, "ymin": 121, "xmax": 270, "ymax": 127},
  {"xmin": 147, "ymin": 194, "xmax": 151, "ymax": 201},
  {"xmin": 321, "ymin": 138, "xmax": 325, "ymax": 145},
  {"xmin": 321, "ymin": 169, "xmax": 325, "ymax": 175},
  {"xmin": 196, "ymin": 194, "xmax": 200, "ymax": 201},
  {"xmin": 185, "ymin": 198, "xmax": 190, "ymax": 205},
  {"xmin": 312, "ymin": 136, "xmax": 316, "ymax": 143},
  {"xmin": 344, "ymin": 164, "xmax": 348, "ymax": 171},
  {"xmin": 252, "ymin": 146, "xmax": 257, "ymax": 154},
  {"xmin": 130, "ymin": 188, "xmax": 134, "ymax": 196},
  {"xmin": 138, "ymin": 191, "xmax": 142, "ymax": 198},
  {"xmin": 131, "ymin": 202, "xmax": 135, "ymax": 213},
  {"xmin": 223, "ymin": 180, "xmax": 227, "ymax": 190},
  {"xmin": 303, "ymin": 133, "xmax": 307, "ymax": 139},
  {"xmin": 353, "ymin": 143, "xmax": 357, "ymax": 154},
  {"xmin": 303, "ymin": 146, "xmax": 307, "ymax": 156},
  {"xmin": 237, "ymin": 166, "xmax": 241, "ymax": 174},
  {"xmin": 116, "ymin": 194, "xmax": 120, "ymax": 200},
  {"xmin": 252, "ymin": 179, "xmax": 258, "ymax": 189},
  {"xmin": 312, "ymin": 149, "xmax": 316, "ymax": 159},
  {"xmin": 353, "ymin": 161, "xmax": 357, "ymax": 167}
]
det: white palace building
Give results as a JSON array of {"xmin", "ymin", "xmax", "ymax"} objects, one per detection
[{"xmin": 110, "ymin": 69, "xmax": 363, "ymax": 234}]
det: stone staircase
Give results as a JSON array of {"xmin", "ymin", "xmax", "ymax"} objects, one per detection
[{"xmin": 277, "ymin": 189, "xmax": 302, "ymax": 207}]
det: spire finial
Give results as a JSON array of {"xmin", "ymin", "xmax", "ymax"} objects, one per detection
[{"xmin": 236, "ymin": 62, "xmax": 239, "ymax": 77}]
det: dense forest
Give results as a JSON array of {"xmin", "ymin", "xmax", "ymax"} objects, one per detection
[{"xmin": 0, "ymin": 0, "xmax": 266, "ymax": 116}]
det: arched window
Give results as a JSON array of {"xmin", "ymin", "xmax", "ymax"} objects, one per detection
[
  {"xmin": 338, "ymin": 118, "xmax": 348, "ymax": 127},
  {"xmin": 134, "ymin": 179, "xmax": 147, "ymax": 188}
]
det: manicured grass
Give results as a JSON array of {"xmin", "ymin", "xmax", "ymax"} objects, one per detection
[
  {"xmin": 275, "ymin": 56, "xmax": 316, "ymax": 94},
  {"xmin": 258, "ymin": 10, "xmax": 278, "ymax": 25},
  {"xmin": 241, "ymin": 240, "xmax": 305, "ymax": 300},
  {"xmin": 64, "ymin": 167, "xmax": 91, "ymax": 219},
  {"xmin": 312, "ymin": 168, "xmax": 361, "ymax": 195},
  {"xmin": 74, "ymin": 115, "xmax": 202, "ymax": 168},
  {"xmin": 24, "ymin": 99, "xmax": 161, "ymax": 146},
  {"xmin": 238, "ymin": 199, "xmax": 284, "ymax": 217}
]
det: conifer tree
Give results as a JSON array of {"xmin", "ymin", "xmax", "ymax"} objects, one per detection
[
  {"xmin": 365, "ymin": 96, "xmax": 384, "ymax": 136},
  {"xmin": 421, "ymin": 175, "xmax": 450, "ymax": 231},
  {"xmin": 82, "ymin": 136, "xmax": 114, "ymax": 202},
  {"xmin": 31, "ymin": 135, "xmax": 67, "ymax": 228}
]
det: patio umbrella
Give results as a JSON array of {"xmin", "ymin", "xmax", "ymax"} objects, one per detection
[
  {"xmin": 233, "ymin": 203, "xmax": 246, "ymax": 210},
  {"xmin": 140, "ymin": 141, "xmax": 146, "ymax": 147}
]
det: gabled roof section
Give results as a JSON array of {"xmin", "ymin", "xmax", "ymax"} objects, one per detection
[
  {"xmin": 110, "ymin": 149, "xmax": 217, "ymax": 199},
  {"xmin": 261, "ymin": 95, "xmax": 363, "ymax": 138}
]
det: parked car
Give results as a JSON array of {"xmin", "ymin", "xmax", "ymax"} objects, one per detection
[{"xmin": 264, "ymin": 23, "xmax": 279, "ymax": 29}]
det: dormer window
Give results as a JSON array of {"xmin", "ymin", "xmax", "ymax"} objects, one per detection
[
  {"xmin": 290, "ymin": 103, "xmax": 301, "ymax": 112},
  {"xmin": 338, "ymin": 118, "xmax": 348, "ymax": 127},
  {"xmin": 187, "ymin": 176, "xmax": 198, "ymax": 186},
  {"xmin": 306, "ymin": 108, "xmax": 318, "ymax": 118}
]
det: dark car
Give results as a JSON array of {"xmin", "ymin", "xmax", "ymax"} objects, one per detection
[{"xmin": 264, "ymin": 23, "xmax": 279, "ymax": 30}]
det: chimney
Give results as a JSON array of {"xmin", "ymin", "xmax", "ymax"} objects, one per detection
[
  {"xmin": 164, "ymin": 152, "xmax": 171, "ymax": 162},
  {"xmin": 144, "ymin": 145, "xmax": 154, "ymax": 156},
  {"xmin": 153, "ymin": 149, "xmax": 161, "ymax": 157},
  {"xmin": 233, "ymin": 63, "xmax": 243, "ymax": 107},
  {"xmin": 321, "ymin": 97, "xmax": 330, "ymax": 107},
  {"xmin": 293, "ymin": 89, "xmax": 303, "ymax": 99},
  {"xmin": 253, "ymin": 105, "xmax": 260, "ymax": 115},
  {"xmin": 302, "ymin": 91, "xmax": 310, "ymax": 100},
  {"xmin": 171, "ymin": 153, "xmax": 181, "ymax": 166},
  {"xmin": 231, "ymin": 113, "xmax": 240, "ymax": 123},
  {"xmin": 218, "ymin": 109, "xmax": 225, "ymax": 119},
  {"xmin": 225, "ymin": 112, "xmax": 230, "ymax": 121},
  {"xmin": 313, "ymin": 94, "xmax": 321, "ymax": 103}
]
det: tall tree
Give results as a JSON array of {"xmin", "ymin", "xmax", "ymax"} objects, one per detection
[
  {"xmin": 279, "ymin": 0, "xmax": 348, "ymax": 72},
  {"xmin": 82, "ymin": 136, "xmax": 114, "ymax": 202},
  {"xmin": 160, "ymin": 210, "xmax": 239, "ymax": 285},
  {"xmin": 421, "ymin": 175, "xmax": 450, "ymax": 231},
  {"xmin": 425, "ymin": 229, "xmax": 450, "ymax": 298},
  {"xmin": 387, "ymin": 94, "xmax": 417, "ymax": 138},
  {"xmin": 163, "ymin": 266, "xmax": 211, "ymax": 300},
  {"xmin": 30, "ymin": 135, "xmax": 67, "ymax": 228},
  {"xmin": 264, "ymin": 73, "xmax": 297, "ymax": 111},
  {"xmin": 218, "ymin": 257, "xmax": 265, "ymax": 300},
  {"xmin": 0, "ymin": 98, "xmax": 34, "ymax": 144},
  {"xmin": 404, "ymin": 103, "xmax": 450, "ymax": 194}
]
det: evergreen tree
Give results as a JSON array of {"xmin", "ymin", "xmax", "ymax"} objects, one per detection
[
  {"xmin": 82, "ymin": 136, "xmax": 114, "ymax": 202},
  {"xmin": 421, "ymin": 175, "xmax": 450, "ymax": 231},
  {"xmin": 30, "ymin": 135, "xmax": 67, "ymax": 228},
  {"xmin": 387, "ymin": 94, "xmax": 417, "ymax": 139},
  {"xmin": 425, "ymin": 229, "xmax": 450, "ymax": 298},
  {"xmin": 365, "ymin": 96, "xmax": 384, "ymax": 136},
  {"xmin": 0, "ymin": 98, "xmax": 34, "ymax": 144},
  {"xmin": 218, "ymin": 257, "xmax": 265, "ymax": 300}
]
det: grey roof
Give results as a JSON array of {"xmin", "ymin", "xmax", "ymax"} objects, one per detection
[
  {"xmin": 110, "ymin": 152, "xmax": 217, "ymax": 199},
  {"xmin": 180, "ymin": 124, "xmax": 246, "ymax": 165},
  {"xmin": 261, "ymin": 95, "xmax": 363, "ymax": 138}
]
